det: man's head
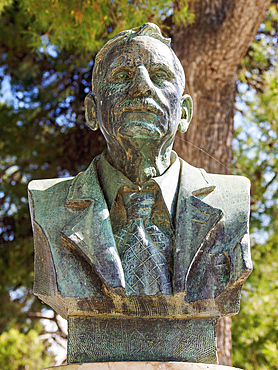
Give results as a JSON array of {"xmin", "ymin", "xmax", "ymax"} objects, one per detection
[
  {"xmin": 91, "ymin": 23, "xmax": 185, "ymax": 96},
  {"xmin": 85, "ymin": 23, "xmax": 192, "ymax": 147}
]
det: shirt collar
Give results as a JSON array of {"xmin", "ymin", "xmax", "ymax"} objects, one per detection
[{"xmin": 97, "ymin": 151, "xmax": 180, "ymax": 217}]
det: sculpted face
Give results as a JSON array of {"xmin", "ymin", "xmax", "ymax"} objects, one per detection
[{"xmin": 96, "ymin": 36, "xmax": 185, "ymax": 145}]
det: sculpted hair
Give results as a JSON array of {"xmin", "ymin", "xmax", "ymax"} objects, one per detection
[{"xmin": 91, "ymin": 23, "xmax": 185, "ymax": 95}]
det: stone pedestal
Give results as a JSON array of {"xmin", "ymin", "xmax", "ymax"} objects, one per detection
[{"xmin": 44, "ymin": 362, "xmax": 242, "ymax": 370}]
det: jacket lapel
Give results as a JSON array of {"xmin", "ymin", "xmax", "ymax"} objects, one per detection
[
  {"xmin": 61, "ymin": 157, "xmax": 125, "ymax": 290},
  {"xmin": 60, "ymin": 156, "xmax": 223, "ymax": 295},
  {"xmin": 173, "ymin": 160, "xmax": 223, "ymax": 294}
]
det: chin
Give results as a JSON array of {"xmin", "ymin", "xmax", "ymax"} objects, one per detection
[
  {"xmin": 119, "ymin": 122, "xmax": 164, "ymax": 139},
  {"xmin": 119, "ymin": 114, "xmax": 167, "ymax": 139}
]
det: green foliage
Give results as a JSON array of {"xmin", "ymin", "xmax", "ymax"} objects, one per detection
[
  {"xmin": 234, "ymin": 67, "xmax": 278, "ymax": 233},
  {"xmin": 232, "ymin": 231, "xmax": 278, "ymax": 369},
  {"xmin": 0, "ymin": 328, "xmax": 52, "ymax": 370},
  {"xmin": 232, "ymin": 6, "xmax": 278, "ymax": 368},
  {"xmin": 0, "ymin": 0, "xmax": 12, "ymax": 13},
  {"xmin": 173, "ymin": 0, "xmax": 195, "ymax": 26},
  {"xmin": 238, "ymin": 4, "xmax": 278, "ymax": 94},
  {"xmin": 17, "ymin": 0, "xmax": 193, "ymax": 54}
]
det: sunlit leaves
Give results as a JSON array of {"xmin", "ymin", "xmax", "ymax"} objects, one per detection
[
  {"xmin": 238, "ymin": 4, "xmax": 278, "ymax": 94},
  {"xmin": 0, "ymin": 328, "xmax": 53, "ymax": 370},
  {"xmin": 232, "ymin": 8, "xmax": 278, "ymax": 366},
  {"xmin": 17, "ymin": 0, "xmax": 193, "ymax": 54},
  {"xmin": 0, "ymin": 0, "xmax": 13, "ymax": 14}
]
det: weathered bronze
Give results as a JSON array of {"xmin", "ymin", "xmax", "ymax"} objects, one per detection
[{"xmin": 28, "ymin": 23, "xmax": 252, "ymax": 365}]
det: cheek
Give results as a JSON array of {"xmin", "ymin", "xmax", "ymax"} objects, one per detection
[
  {"xmin": 98, "ymin": 91, "xmax": 117, "ymax": 114},
  {"xmin": 101, "ymin": 83, "xmax": 129, "ymax": 111},
  {"xmin": 103, "ymin": 74, "xmax": 130, "ymax": 96},
  {"xmin": 157, "ymin": 84, "xmax": 181, "ymax": 113},
  {"xmin": 98, "ymin": 75, "xmax": 125, "ymax": 108}
]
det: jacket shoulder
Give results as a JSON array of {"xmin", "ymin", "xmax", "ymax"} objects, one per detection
[
  {"xmin": 179, "ymin": 157, "xmax": 250, "ymax": 220},
  {"xmin": 205, "ymin": 172, "xmax": 250, "ymax": 201},
  {"xmin": 28, "ymin": 177, "xmax": 75, "ymax": 223},
  {"xmin": 28, "ymin": 177, "xmax": 75, "ymax": 206},
  {"xmin": 206, "ymin": 171, "xmax": 250, "ymax": 186},
  {"xmin": 179, "ymin": 156, "xmax": 250, "ymax": 188},
  {"xmin": 179, "ymin": 157, "xmax": 250, "ymax": 200},
  {"xmin": 204, "ymin": 172, "xmax": 250, "ymax": 225},
  {"xmin": 206, "ymin": 172, "xmax": 250, "ymax": 193},
  {"xmin": 28, "ymin": 177, "xmax": 74, "ymax": 192}
]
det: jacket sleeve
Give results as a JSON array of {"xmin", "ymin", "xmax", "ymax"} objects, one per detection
[{"xmin": 28, "ymin": 181, "xmax": 59, "ymax": 298}]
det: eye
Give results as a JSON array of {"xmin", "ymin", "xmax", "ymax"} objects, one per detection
[
  {"xmin": 113, "ymin": 70, "xmax": 132, "ymax": 81},
  {"xmin": 150, "ymin": 70, "xmax": 169, "ymax": 83}
]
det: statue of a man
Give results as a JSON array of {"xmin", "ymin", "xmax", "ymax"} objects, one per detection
[{"xmin": 28, "ymin": 23, "xmax": 252, "ymax": 364}]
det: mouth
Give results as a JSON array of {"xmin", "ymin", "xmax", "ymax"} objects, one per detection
[
  {"xmin": 120, "ymin": 98, "xmax": 164, "ymax": 116},
  {"xmin": 119, "ymin": 116, "xmax": 164, "ymax": 138}
]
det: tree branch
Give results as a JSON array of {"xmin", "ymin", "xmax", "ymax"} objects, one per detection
[
  {"xmin": 27, "ymin": 312, "xmax": 57, "ymax": 322},
  {"xmin": 173, "ymin": 0, "xmax": 272, "ymax": 82},
  {"xmin": 262, "ymin": 171, "xmax": 278, "ymax": 194},
  {"xmin": 213, "ymin": 0, "xmax": 272, "ymax": 69},
  {"xmin": 40, "ymin": 330, "xmax": 68, "ymax": 339}
]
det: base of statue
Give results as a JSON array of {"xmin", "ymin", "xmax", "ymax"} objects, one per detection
[
  {"xmin": 67, "ymin": 316, "xmax": 218, "ymax": 363},
  {"xmin": 44, "ymin": 362, "xmax": 242, "ymax": 370}
]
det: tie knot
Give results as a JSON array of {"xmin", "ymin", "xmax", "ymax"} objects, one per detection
[{"xmin": 121, "ymin": 190, "xmax": 156, "ymax": 221}]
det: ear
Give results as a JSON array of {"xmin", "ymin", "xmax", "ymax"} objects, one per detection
[
  {"xmin": 178, "ymin": 94, "xmax": 193, "ymax": 133},
  {"xmin": 85, "ymin": 93, "xmax": 98, "ymax": 131}
]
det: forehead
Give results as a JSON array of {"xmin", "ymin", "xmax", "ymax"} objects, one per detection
[{"xmin": 103, "ymin": 36, "xmax": 177, "ymax": 73}]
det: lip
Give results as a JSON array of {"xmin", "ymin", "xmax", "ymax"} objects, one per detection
[
  {"xmin": 123, "ymin": 109, "xmax": 161, "ymax": 116},
  {"xmin": 120, "ymin": 98, "xmax": 164, "ymax": 116}
]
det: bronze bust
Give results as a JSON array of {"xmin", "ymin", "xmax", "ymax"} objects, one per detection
[{"xmin": 28, "ymin": 23, "xmax": 252, "ymax": 364}]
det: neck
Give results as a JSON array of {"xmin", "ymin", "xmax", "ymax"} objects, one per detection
[{"xmin": 106, "ymin": 137, "xmax": 173, "ymax": 185}]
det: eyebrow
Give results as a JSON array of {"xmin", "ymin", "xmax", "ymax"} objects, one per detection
[
  {"xmin": 106, "ymin": 60, "xmax": 176, "ymax": 79},
  {"xmin": 103, "ymin": 59, "xmax": 131, "ymax": 80},
  {"xmin": 108, "ymin": 56, "xmax": 133, "ymax": 71},
  {"xmin": 149, "ymin": 62, "xmax": 176, "ymax": 77}
]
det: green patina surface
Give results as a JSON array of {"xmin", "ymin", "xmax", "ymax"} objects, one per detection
[{"xmin": 28, "ymin": 23, "xmax": 252, "ymax": 364}]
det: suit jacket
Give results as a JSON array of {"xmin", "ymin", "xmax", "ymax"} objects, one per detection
[{"xmin": 28, "ymin": 156, "xmax": 252, "ymax": 319}]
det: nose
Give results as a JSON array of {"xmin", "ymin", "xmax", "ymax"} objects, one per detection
[{"xmin": 128, "ymin": 66, "xmax": 154, "ymax": 98}]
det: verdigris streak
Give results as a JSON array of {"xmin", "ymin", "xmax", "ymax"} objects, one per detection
[{"xmin": 28, "ymin": 23, "xmax": 252, "ymax": 364}]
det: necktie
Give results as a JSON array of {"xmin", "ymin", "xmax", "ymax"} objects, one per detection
[{"xmin": 113, "ymin": 185, "xmax": 173, "ymax": 296}]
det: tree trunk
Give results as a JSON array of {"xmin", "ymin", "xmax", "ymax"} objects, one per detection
[{"xmin": 172, "ymin": 0, "xmax": 271, "ymax": 365}]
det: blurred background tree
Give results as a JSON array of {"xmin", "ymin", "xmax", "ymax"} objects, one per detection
[
  {"xmin": 0, "ymin": 0, "xmax": 277, "ymax": 368},
  {"xmin": 232, "ymin": 8, "xmax": 278, "ymax": 367}
]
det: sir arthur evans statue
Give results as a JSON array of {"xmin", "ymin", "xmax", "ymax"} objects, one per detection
[{"xmin": 28, "ymin": 23, "xmax": 252, "ymax": 364}]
